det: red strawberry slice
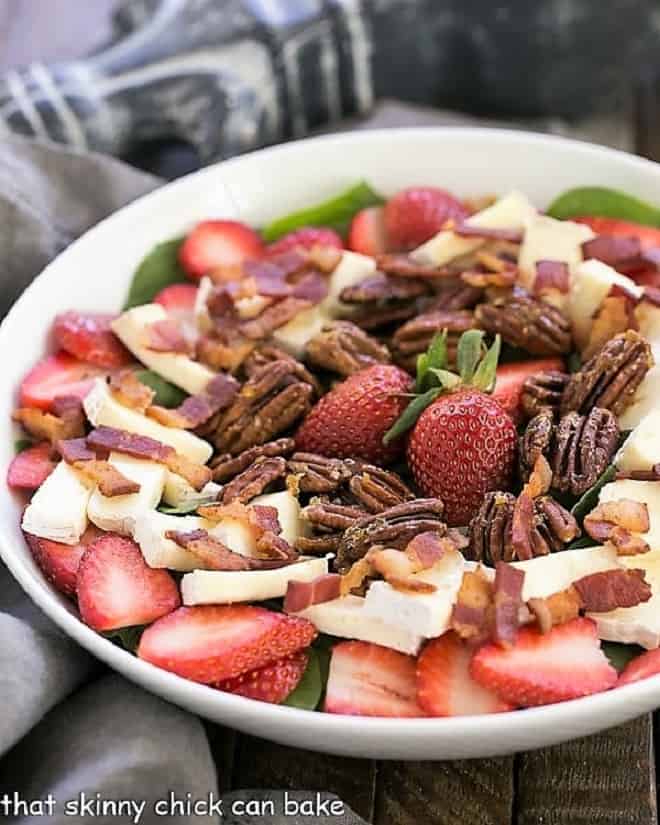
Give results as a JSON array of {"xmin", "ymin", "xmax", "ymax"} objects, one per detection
[
  {"xmin": 7, "ymin": 442, "xmax": 56, "ymax": 490},
  {"xmin": 24, "ymin": 524, "xmax": 103, "ymax": 598},
  {"xmin": 493, "ymin": 358, "xmax": 565, "ymax": 424},
  {"xmin": 417, "ymin": 633, "xmax": 514, "ymax": 716},
  {"xmin": 138, "ymin": 605, "xmax": 317, "ymax": 684},
  {"xmin": 630, "ymin": 269, "xmax": 660, "ymax": 289},
  {"xmin": 216, "ymin": 649, "xmax": 309, "ymax": 703},
  {"xmin": 178, "ymin": 220, "xmax": 265, "ymax": 281},
  {"xmin": 77, "ymin": 534, "xmax": 180, "ymax": 632},
  {"xmin": 384, "ymin": 186, "xmax": 469, "ymax": 250},
  {"xmin": 19, "ymin": 351, "xmax": 105, "ymax": 411},
  {"xmin": 266, "ymin": 226, "xmax": 343, "ymax": 256},
  {"xmin": 470, "ymin": 617, "xmax": 617, "ymax": 708},
  {"xmin": 154, "ymin": 283, "xmax": 198, "ymax": 320},
  {"xmin": 574, "ymin": 216, "xmax": 660, "ymax": 249},
  {"xmin": 347, "ymin": 207, "xmax": 389, "ymax": 256},
  {"xmin": 324, "ymin": 640, "xmax": 423, "ymax": 717},
  {"xmin": 617, "ymin": 648, "xmax": 660, "ymax": 687},
  {"xmin": 53, "ymin": 311, "xmax": 133, "ymax": 369}
]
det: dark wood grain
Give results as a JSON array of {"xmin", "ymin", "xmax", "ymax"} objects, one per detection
[
  {"xmin": 205, "ymin": 723, "xmax": 237, "ymax": 793},
  {"xmin": 234, "ymin": 735, "xmax": 377, "ymax": 821},
  {"xmin": 635, "ymin": 73, "xmax": 660, "ymax": 163},
  {"xmin": 374, "ymin": 758, "xmax": 514, "ymax": 825},
  {"xmin": 517, "ymin": 715, "xmax": 657, "ymax": 825}
]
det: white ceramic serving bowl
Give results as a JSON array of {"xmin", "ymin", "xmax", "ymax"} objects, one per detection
[{"xmin": 1, "ymin": 128, "xmax": 659, "ymax": 760}]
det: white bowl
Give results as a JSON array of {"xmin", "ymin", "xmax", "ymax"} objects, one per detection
[{"xmin": 2, "ymin": 128, "xmax": 659, "ymax": 760}]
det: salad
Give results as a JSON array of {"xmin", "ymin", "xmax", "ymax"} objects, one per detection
[{"xmin": 8, "ymin": 179, "xmax": 660, "ymax": 716}]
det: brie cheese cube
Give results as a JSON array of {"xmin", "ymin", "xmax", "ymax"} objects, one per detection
[
  {"xmin": 616, "ymin": 410, "xmax": 660, "ymax": 473},
  {"xmin": 181, "ymin": 555, "xmax": 329, "ymax": 606},
  {"xmin": 635, "ymin": 302, "xmax": 660, "ymax": 354},
  {"xmin": 111, "ymin": 304, "xmax": 214, "ymax": 394},
  {"xmin": 518, "ymin": 214, "xmax": 594, "ymax": 292},
  {"xmin": 511, "ymin": 545, "xmax": 621, "ymax": 601},
  {"xmin": 569, "ymin": 260, "xmax": 643, "ymax": 350},
  {"xmin": 321, "ymin": 250, "xmax": 377, "ymax": 317},
  {"xmin": 589, "ymin": 550, "xmax": 660, "ymax": 649},
  {"xmin": 411, "ymin": 190, "xmax": 536, "ymax": 266},
  {"xmin": 162, "ymin": 474, "xmax": 221, "ymax": 509},
  {"xmin": 87, "ymin": 453, "xmax": 166, "ymax": 536},
  {"xmin": 271, "ymin": 306, "xmax": 327, "ymax": 359},
  {"xmin": 599, "ymin": 479, "xmax": 660, "ymax": 551},
  {"xmin": 84, "ymin": 378, "xmax": 212, "ymax": 465},
  {"xmin": 363, "ymin": 547, "xmax": 464, "ymax": 638},
  {"xmin": 22, "ymin": 461, "xmax": 92, "ymax": 545},
  {"xmin": 297, "ymin": 594, "xmax": 424, "ymax": 655},
  {"xmin": 619, "ymin": 364, "xmax": 660, "ymax": 430},
  {"xmin": 251, "ymin": 489, "xmax": 308, "ymax": 545},
  {"xmin": 194, "ymin": 276, "xmax": 213, "ymax": 333}
]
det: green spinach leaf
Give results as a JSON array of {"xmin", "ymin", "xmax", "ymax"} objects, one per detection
[
  {"xmin": 282, "ymin": 648, "xmax": 325, "ymax": 710},
  {"xmin": 104, "ymin": 625, "xmax": 145, "ymax": 654},
  {"xmin": 547, "ymin": 187, "xmax": 660, "ymax": 226},
  {"xmin": 571, "ymin": 464, "xmax": 617, "ymax": 524},
  {"xmin": 123, "ymin": 238, "xmax": 186, "ymax": 309},
  {"xmin": 602, "ymin": 641, "xmax": 642, "ymax": 673},
  {"xmin": 135, "ymin": 369, "xmax": 187, "ymax": 408},
  {"xmin": 14, "ymin": 438, "xmax": 33, "ymax": 453}
]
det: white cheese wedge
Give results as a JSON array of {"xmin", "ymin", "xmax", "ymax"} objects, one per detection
[
  {"xmin": 569, "ymin": 259, "xmax": 643, "ymax": 350},
  {"xmin": 83, "ymin": 378, "xmax": 212, "ymax": 465},
  {"xmin": 511, "ymin": 545, "xmax": 621, "ymax": 601},
  {"xmin": 297, "ymin": 594, "xmax": 424, "ymax": 655},
  {"xmin": 635, "ymin": 302, "xmax": 660, "ymax": 354},
  {"xmin": 517, "ymin": 214, "xmax": 594, "ymax": 292},
  {"xmin": 411, "ymin": 190, "xmax": 536, "ymax": 266},
  {"xmin": 589, "ymin": 550, "xmax": 660, "ymax": 649},
  {"xmin": 619, "ymin": 363, "xmax": 660, "ymax": 430},
  {"xmin": 194, "ymin": 276, "xmax": 213, "ymax": 333},
  {"xmin": 616, "ymin": 410, "xmax": 660, "ymax": 473},
  {"xmin": 162, "ymin": 474, "xmax": 221, "ymax": 509},
  {"xmin": 271, "ymin": 306, "xmax": 327, "ymax": 359},
  {"xmin": 251, "ymin": 489, "xmax": 308, "ymax": 545},
  {"xmin": 181, "ymin": 555, "xmax": 329, "ymax": 606},
  {"xmin": 87, "ymin": 453, "xmax": 166, "ymax": 536},
  {"xmin": 599, "ymin": 479, "xmax": 660, "ymax": 551},
  {"xmin": 111, "ymin": 303, "xmax": 214, "ymax": 394},
  {"xmin": 133, "ymin": 509, "xmax": 258, "ymax": 571},
  {"xmin": 321, "ymin": 250, "xmax": 377, "ymax": 317},
  {"xmin": 363, "ymin": 547, "xmax": 464, "ymax": 638},
  {"xmin": 22, "ymin": 461, "xmax": 92, "ymax": 545}
]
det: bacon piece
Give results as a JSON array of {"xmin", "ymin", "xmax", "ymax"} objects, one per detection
[
  {"xmin": 608, "ymin": 526, "xmax": 650, "ymax": 557},
  {"xmin": 73, "ymin": 459, "xmax": 141, "ymax": 497},
  {"xmin": 453, "ymin": 223, "xmax": 524, "ymax": 243},
  {"xmin": 13, "ymin": 405, "xmax": 85, "ymax": 444},
  {"xmin": 198, "ymin": 501, "xmax": 298, "ymax": 562},
  {"xmin": 405, "ymin": 531, "xmax": 447, "ymax": 569},
  {"xmin": 239, "ymin": 297, "xmax": 312, "ymax": 340},
  {"xmin": 451, "ymin": 569, "xmax": 494, "ymax": 645},
  {"xmin": 616, "ymin": 464, "xmax": 660, "ymax": 481},
  {"xmin": 525, "ymin": 454, "xmax": 553, "ymax": 499},
  {"xmin": 387, "ymin": 577, "xmax": 437, "ymax": 594},
  {"xmin": 148, "ymin": 372, "xmax": 239, "ymax": 429},
  {"xmin": 375, "ymin": 254, "xmax": 444, "ymax": 279},
  {"xmin": 461, "ymin": 268, "xmax": 517, "ymax": 288},
  {"xmin": 582, "ymin": 235, "xmax": 642, "ymax": 268},
  {"xmin": 339, "ymin": 557, "xmax": 374, "ymax": 597},
  {"xmin": 511, "ymin": 492, "xmax": 535, "ymax": 561},
  {"xmin": 284, "ymin": 573, "xmax": 342, "ymax": 613},
  {"xmin": 573, "ymin": 568, "xmax": 651, "ymax": 613},
  {"xmin": 56, "ymin": 437, "xmax": 96, "ymax": 463},
  {"xmin": 527, "ymin": 587, "xmax": 582, "ymax": 634},
  {"xmin": 493, "ymin": 562, "xmax": 525, "ymax": 648},
  {"xmin": 165, "ymin": 529, "xmax": 292, "ymax": 571},
  {"xmin": 534, "ymin": 260, "xmax": 570, "ymax": 295},
  {"xmin": 244, "ymin": 259, "xmax": 292, "ymax": 298},
  {"xmin": 368, "ymin": 547, "xmax": 416, "ymax": 580},
  {"xmin": 644, "ymin": 286, "xmax": 660, "ymax": 307},
  {"xmin": 109, "ymin": 370, "xmax": 155, "ymax": 413},
  {"xmin": 583, "ymin": 295, "xmax": 638, "ymax": 361},
  {"xmin": 145, "ymin": 319, "xmax": 192, "ymax": 354},
  {"xmin": 291, "ymin": 271, "xmax": 328, "ymax": 303},
  {"xmin": 166, "ymin": 453, "xmax": 212, "ymax": 491},
  {"xmin": 584, "ymin": 499, "xmax": 650, "ymax": 541}
]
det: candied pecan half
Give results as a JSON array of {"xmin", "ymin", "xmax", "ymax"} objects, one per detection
[
  {"xmin": 509, "ymin": 489, "xmax": 579, "ymax": 562},
  {"xmin": 391, "ymin": 309, "xmax": 474, "ymax": 371},
  {"xmin": 287, "ymin": 453, "xmax": 354, "ymax": 494},
  {"xmin": 335, "ymin": 498, "xmax": 446, "ymax": 571},
  {"xmin": 468, "ymin": 491, "xmax": 516, "ymax": 564},
  {"xmin": 520, "ymin": 370, "xmax": 570, "ymax": 419},
  {"xmin": 340, "ymin": 274, "xmax": 430, "ymax": 303},
  {"xmin": 430, "ymin": 280, "xmax": 484, "ymax": 311},
  {"xmin": 211, "ymin": 437, "xmax": 295, "ymax": 482},
  {"xmin": 302, "ymin": 501, "xmax": 367, "ymax": 532},
  {"xmin": 560, "ymin": 330, "xmax": 654, "ymax": 417},
  {"xmin": 220, "ymin": 456, "xmax": 287, "ymax": 504},
  {"xmin": 306, "ymin": 321, "xmax": 391, "ymax": 377},
  {"xmin": 243, "ymin": 344, "xmax": 321, "ymax": 397},
  {"xmin": 519, "ymin": 409, "xmax": 555, "ymax": 482},
  {"xmin": 475, "ymin": 287, "xmax": 573, "ymax": 355},
  {"xmin": 376, "ymin": 254, "xmax": 444, "ymax": 279},
  {"xmin": 350, "ymin": 302, "xmax": 420, "ymax": 331},
  {"xmin": 212, "ymin": 360, "xmax": 313, "ymax": 455},
  {"xmin": 348, "ymin": 463, "xmax": 415, "ymax": 513}
]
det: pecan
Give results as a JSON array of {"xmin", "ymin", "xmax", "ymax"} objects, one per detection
[
  {"xmin": 430, "ymin": 280, "xmax": 484, "ymax": 311},
  {"xmin": 468, "ymin": 491, "xmax": 516, "ymax": 564},
  {"xmin": 220, "ymin": 456, "xmax": 287, "ymax": 504},
  {"xmin": 376, "ymin": 254, "xmax": 443, "ymax": 279},
  {"xmin": 287, "ymin": 453, "xmax": 354, "ymax": 494},
  {"xmin": 335, "ymin": 498, "xmax": 446, "ymax": 571},
  {"xmin": 520, "ymin": 371, "xmax": 570, "ymax": 419},
  {"xmin": 239, "ymin": 297, "xmax": 312, "ymax": 340},
  {"xmin": 560, "ymin": 330, "xmax": 654, "ymax": 417},
  {"xmin": 296, "ymin": 534, "xmax": 342, "ymax": 554},
  {"xmin": 351, "ymin": 302, "xmax": 419, "ymax": 331},
  {"xmin": 243, "ymin": 344, "xmax": 321, "ymax": 397},
  {"xmin": 340, "ymin": 274, "xmax": 430, "ymax": 303},
  {"xmin": 302, "ymin": 501, "xmax": 367, "ymax": 532},
  {"xmin": 348, "ymin": 463, "xmax": 415, "ymax": 513},
  {"xmin": 519, "ymin": 409, "xmax": 555, "ymax": 482},
  {"xmin": 212, "ymin": 360, "xmax": 313, "ymax": 454},
  {"xmin": 211, "ymin": 438, "xmax": 295, "ymax": 482},
  {"xmin": 475, "ymin": 287, "xmax": 573, "ymax": 355},
  {"xmin": 306, "ymin": 322, "xmax": 391, "ymax": 377},
  {"xmin": 391, "ymin": 309, "xmax": 474, "ymax": 371}
]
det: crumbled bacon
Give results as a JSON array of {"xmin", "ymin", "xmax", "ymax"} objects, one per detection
[
  {"xmin": 148, "ymin": 372, "xmax": 239, "ymax": 429},
  {"xmin": 339, "ymin": 556, "xmax": 374, "ymax": 596},
  {"xmin": 367, "ymin": 547, "xmax": 416, "ymax": 580},
  {"xmin": 405, "ymin": 531, "xmax": 448, "ymax": 569},
  {"xmin": 534, "ymin": 260, "xmax": 570, "ymax": 295},
  {"xmin": 387, "ymin": 577, "xmax": 437, "ymax": 594},
  {"xmin": 573, "ymin": 568, "xmax": 651, "ymax": 613},
  {"xmin": 608, "ymin": 526, "xmax": 650, "ymax": 557},
  {"xmin": 13, "ymin": 405, "xmax": 85, "ymax": 444},
  {"xmin": 109, "ymin": 370, "xmax": 155, "ymax": 413},
  {"xmin": 165, "ymin": 528, "xmax": 292, "ymax": 571},
  {"xmin": 527, "ymin": 587, "xmax": 582, "ymax": 634},
  {"xmin": 583, "ymin": 295, "xmax": 638, "ymax": 361},
  {"xmin": 584, "ymin": 499, "xmax": 650, "ymax": 541},
  {"xmin": 461, "ymin": 268, "xmax": 517, "ymax": 288},
  {"xmin": 451, "ymin": 568, "xmax": 494, "ymax": 645},
  {"xmin": 616, "ymin": 464, "xmax": 660, "ymax": 481},
  {"xmin": 145, "ymin": 319, "xmax": 192, "ymax": 354},
  {"xmin": 291, "ymin": 271, "xmax": 328, "ymax": 303},
  {"xmin": 453, "ymin": 224, "xmax": 524, "ymax": 243},
  {"xmin": 524, "ymin": 454, "xmax": 553, "ymax": 499},
  {"xmin": 197, "ymin": 500, "xmax": 298, "ymax": 561},
  {"xmin": 511, "ymin": 492, "xmax": 536, "ymax": 561},
  {"xmin": 239, "ymin": 297, "xmax": 312, "ymax": 340},
  {"xmin": 582, "ymin": 235, "xmax": 642, "ymax": 268},
  {"xmin": 73, "ymin": 459, "xmax": 141, "ymax": 497},
  {"xmin": 284, "ymin": 573, "xmax": 343, "ymax": 613},
  {"xmin": 493, "ymin": 562, "xmax": 525, "ymax": 648},
  {"xmin": 643, "ymin": 286, "xmax": 660, "ymax": 307},
  {"xmin": 56, "ymin": 437, "xmax": 96, "ymax": 463}
]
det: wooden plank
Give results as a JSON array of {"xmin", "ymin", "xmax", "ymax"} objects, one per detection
[
  {"xmin": 234, "ymin": 734, "xmax": 377, "ymax": 822},
  {"xmin": 374, "ymin": 757, "xmax": 514, "ymax": 825},
  {"xmin": 205, "ymin": 723, "xmax": 237, "ymax": 793},
  {"xmin": 517, "ymin": 715, "xmax": 657, "ymax": 825},
  {"xmin": 635, "ymin": 74, "xmax": 660, "ymax": 162}
]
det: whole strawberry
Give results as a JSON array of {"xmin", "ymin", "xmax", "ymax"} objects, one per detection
[
  {"xmin": 384, "ymin": 330, "xmax": 516, "ymax": 526},
  {"xmin": 295, "ymin": 364, "xmax": 413, "ymax": 464}
]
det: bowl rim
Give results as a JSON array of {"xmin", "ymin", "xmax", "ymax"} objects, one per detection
[{"xmin": 2, "ymin": 125, "xmax": 660, "ymax": 756}]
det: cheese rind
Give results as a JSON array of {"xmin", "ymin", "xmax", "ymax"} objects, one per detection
[
  {"xmin": 111, "ymin": 303, "xmax": 215, "ymax": 394},
  {"xmin": 616, "ymin": 410, "xmax": 660, "ymax": 473},
  {"xmin": 22, "ymin": 461, "xmax": 92, "ymax": 545},
  {"xmin": 83, "ymin": 378, "xmax": 212, "ymax": 464},
  {"xmin": 511, "ymin": 545, "xmax": 621, "ymax": 601},
  {"xmin": 599, "ymin": 479, "xmax": 660, "ymax": 551},
  {"xmin": 181, "ymin": 556, "xmax": 329, "ymax": 605},
  {"xmin": 518, "ymin": 214, "xmax": 594, "ymax": 291},
  {"xmin": 297, "ymin": 594, "xmax": 424, "ymax": 655}
]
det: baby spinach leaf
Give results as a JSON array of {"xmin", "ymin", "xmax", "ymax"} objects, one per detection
[
  {"xmin": 135, "ymin": 369, "xmax": 187, "ymax": 408},
  {"xmin": 567, "ymin": 351, "xmax": 582, "ymax": 374},
  {"xmin": 601, "ymin": 641, "xmax": 642, "ymax": 673},
  {"xmin": 123, "ymin": 237, "xmax": 186, "ymax": 309},
  {"xmin": 547, "ymin": 187, "xmax": 660, "ymax": 226},
  {"xmin": 104, "ymin": 625, "xmax": 145, "ymax": 654},
  {"xmin": 14, "ymin": 438, "xmax": 33, "ymax": 453},
  {"xmin": 157, "ymin": 502, "xmax": 199, "ymax": 516},
  {"xmin": 571, "ymin": 464, "xmax": 617, "ymax": 524},
  {"xmin": 282, "ymin": 648, "xmax": 325, "ymax": 711},
  {"xmin": 565, "ymin": 534, "xmax": 598, "ymax": 551},
  {"xmin": 262, "ymin": 181, "xmax": 385, "ymax": 242}
]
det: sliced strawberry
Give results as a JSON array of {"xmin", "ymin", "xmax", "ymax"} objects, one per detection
[
  {"xmin": 138, "ymin": 605, "xmax": 317, "ymax": 684},
  {"xmin": 266, "ymin": 226, "xmax": 343, "ymax": 257},
  {"xmin": 178, "ymin": 220, "xmax": 265, "ymax": 281},
  {"xmin": 384, "ymin": 186, "xmax": 468, "ymax": 250},
  {"xmin": 631, "ymin": 269, "xmax": 660, "ymax": 289},
  {"xmin": 7, "ymin": 442, "xmax": 56, "ymax": 490},
  {"xmin": 574, "ymin": 216, "xmax": 660, "ymax": 249},
  {"xmin": 77, "ymin": 534, "xmax": 180, "ymax": 632},
  {"xmin": 24, "ymin": 524, "xmax": 103, "ymax": 598},
  {"xmin": 324, "ymin": 640, "xmax": 423, "ymax": 717},
  {"xmin": 493, "ymin": 358, "xmax": 565, "ymax": 424},
  {"xmin": 19, "ymin": 351, "xmax": 105, "ymax": 411},
  {"xmin": 470, "ymin": 617, "xmax": 617, "ymax": 708},
  {"xmin": 617, "ymin": 648, "xmax": 660, "ymax": 687},
  {"xmin": 216, "ymin": 649, "xmax": 309, "ymax": 703},
  {"xmin": 347, "ymin": 207, "xmax": 388, "ymax": 256},
  {"xmin": 417, "ymin": 633, "xmax": 514, "ymax": 716},
  {"xmin": 53, "ymin": 311, "xmax": 132, "ymax": 369}
]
